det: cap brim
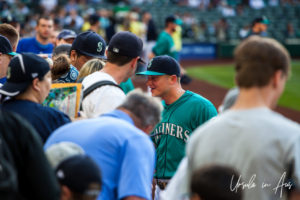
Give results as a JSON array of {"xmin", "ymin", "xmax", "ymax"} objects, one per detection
[
  {"xmin": 7, "ymin": 52, "xmax": 17, "ymax": 56},
  {"xmin": 62, "ymin": 36, "xmax": 76, "ymax": 39},
  {"xmin": 0, "ymin": 81, "xmax": 30, "ymax": 97},
  {"xmin": 79, "ymin": 50, "xmax": 107, "ymax": 60},
  {"xmin": 136, "ymin": 71, "xmax": 166, "ymax": 76}
]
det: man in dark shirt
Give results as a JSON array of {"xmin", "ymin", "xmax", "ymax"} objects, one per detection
[
  {"xmin": 0, "ymin": 53, "xmax": 71, "ymax": 142},
  {"xmin": 0, "ymin": 110, "xmax": 60, "ymax": 200}
]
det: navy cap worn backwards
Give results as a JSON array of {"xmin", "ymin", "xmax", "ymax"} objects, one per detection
[
  {"xmin": 0, "ymin": 53, "xmax": 50, "ymax": 97},
  {"xmin": 0, "ymin": 35, "xmax": 17, "ymax": 56},
  {"xmin": 136, "ymin": 55, "xmax": 181, "ymax": 77},
  {"xmin": 108, "ymin": 31, "xmax": 145, "ymax": 63},
  {"xmin": 71, "ymin": 31, "xmax": 106, "ymax": 59},
  {"xmin": 55, "ymin": 155, "xmax": 102, "ymax": 195},
  {"xmin": 58, "ymin": 29, "xmax": 77, "ymax": 40}
]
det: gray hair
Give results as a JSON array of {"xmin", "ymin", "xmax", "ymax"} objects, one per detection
[{"xmin": 119, "ymin": 89, "xmax": 162, "ymax": 128}]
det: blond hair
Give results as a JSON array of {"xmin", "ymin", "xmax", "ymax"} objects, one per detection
[{"xmin": 77, "ymin": 59, "xmax": 105, "ymax": 81}]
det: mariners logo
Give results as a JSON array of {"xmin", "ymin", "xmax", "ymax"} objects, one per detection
[
  {"xmin": 97, "ymin": 42, "xmax": 103, "ymax": 53},
  {"xmin": 147, "ymin": 59, "xmax": 153, "ymax": 69}
]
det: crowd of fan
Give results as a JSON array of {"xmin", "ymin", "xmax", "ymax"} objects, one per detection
[{"xmin": 1, "ymin": 0, "xmax": 300, "ymax": 43}]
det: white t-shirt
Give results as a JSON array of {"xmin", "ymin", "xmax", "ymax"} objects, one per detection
[
  {"xmin": 161, "ymin": 107, "xmax": 300, "ymax": 200},
  {"xmin": 81, "ymin": 71, "xmax": 126, "ymax": 118}
]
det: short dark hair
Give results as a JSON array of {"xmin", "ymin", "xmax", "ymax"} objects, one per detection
[
  {"xmin": 0, "ymin": 23, "xmax": 19, "ymax": 48},
  {"xmin": 106, "ymin": 51, "xmax": 133, "ymax": 66},
  {"xmin": 37, "ymin": 16, "xmax": 53, "ymax": 26},
  {"xmin": 234, "ymin": 36, "xmax": 290, "ymax": 88},
  {"xmin": 53, "ymin": 44, "xmax": 72, "ymax": 58},
  {"xmin": 191, "ymin": 165, "xmax": 242, "ymax": 200}
]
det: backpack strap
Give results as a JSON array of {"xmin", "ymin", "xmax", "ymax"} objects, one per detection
[{"xmin": 82, "ymin": 80, "xmax": 123, "ymax": 101}]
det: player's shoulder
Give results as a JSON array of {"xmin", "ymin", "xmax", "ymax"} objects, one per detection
[
  {"xmin": 19, "ymin": 37, "xmax": 35, "ymax": 44},
  {"xmin": 186, "ymin": 90, "xmax": 215, "ymax": 107}
]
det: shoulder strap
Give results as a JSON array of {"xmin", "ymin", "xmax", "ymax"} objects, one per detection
[{"xmin": 82, "ymin": 80, "xmax": 123, "ymax": 101}]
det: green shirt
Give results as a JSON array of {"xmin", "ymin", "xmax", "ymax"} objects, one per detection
[
  {"xmin": 152, "ymin": 31, "xmax": 176, "ymax": 58},
  {"xmin": 152, "ymin": 90, "xmax": 217, "ymax": 178},
  {"xmin": 120, "ymin": 78, "xmax": 135, "ymax": 94}
]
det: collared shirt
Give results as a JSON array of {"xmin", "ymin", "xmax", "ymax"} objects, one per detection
[{"xmin": 45, "ymin": 110, "xmax": 155, "ymax": 200}]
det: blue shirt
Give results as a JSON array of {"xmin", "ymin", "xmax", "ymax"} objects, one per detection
[
  {"xmin": 45, "ymin": 110, "xmax": 155, "ymax": 200},
  {"xmin": 1, "ymin": 99, "xmax": 71, "ymax": 143},
  {"xmin": 16, "ymin": 37, "xmax": 54, "ymax": 55},
  {"xmin": 0, "ymin": 77, "xmax": 6, "ymax": 84},
  {"xmin": 56, "ymin": 65, "xmax": 79, "ymax": 83}
]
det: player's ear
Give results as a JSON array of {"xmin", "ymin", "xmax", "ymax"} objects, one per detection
[
  {"xmin": 272, "ymin": 70, "xmax": 285, "ymax": 89},
  {"xmin": 130, "ymin": 57, "xmax": 139, "ymax": 69},
  {"xmin": 169, "ymin": 75, "xmax": 178, "ymax": 84},
  {"xmin": 70, "ymin": 50, "xmax": 77, "ymax": 62}
]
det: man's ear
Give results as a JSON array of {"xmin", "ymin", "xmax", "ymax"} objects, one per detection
[
  {"xmin": 31, "ymin": 78, "xmax": 41, "ymax": 92},
  {"xmin": 272, "ymin": 70, "xmax": 284, "ymax": 88},
  {"xmin": 70, "ymin": 50, "xmax": 77, "ymax": 62},
  {"xmin": 60, "ymin": 185, "xmax": 72, "ymax": 200},
  {"xmin": 130, "ymin": 57, "xmax": 139, "ymax": 69},
  {"xmin": 169, "ymin": 75, "xmax": 178, "ymax": 84}
]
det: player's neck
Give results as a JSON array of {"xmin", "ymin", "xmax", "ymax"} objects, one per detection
[
  {"xmin": 102, "ymin": 63, "xmax": 126, "ymax": 84},
  {"xmin": 165, "ymin": 28, "xmax": 173, "ymax": 35},
  {"xmin": 163, "ymin": 87, "xmax": 185, "ymax": 105},
  {"xmin": 231, "ymin": 87, "xmax": 275, "ymax": 110},
  {"xmin": 36, "ymin": 34, "xmax": 49, "ymax": 45}
]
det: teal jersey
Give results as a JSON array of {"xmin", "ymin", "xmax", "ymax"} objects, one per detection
[
  {"xmin": 120, "ymin": 78, "xmax": 135, "ymax": 94},
  {"xmin": 152, "ymin": 31, "xmax": 176, "ymax": 58},
  {"xmin": 152, "ymin": 90, "xmax": 217, "ymax": 178}
]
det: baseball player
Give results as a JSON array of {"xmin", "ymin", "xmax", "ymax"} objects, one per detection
[
  {"xmin": 161, "ymin": 36, "xmax": 300, "ymax": 200},
  {"xmin": 136, "ymin": 55, "xmax": 217, "ymax": 196}
]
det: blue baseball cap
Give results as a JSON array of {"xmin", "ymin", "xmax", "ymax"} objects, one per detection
[
  {"xmin": 71, "ymin": 31, "xmax": 106, "ymax": 59},
  {"xmin": 136, "ymin": 55, "xmax": 181, "ymax": 77},
  {"xmin": 0, "ymin": 35, "xmax": 17, "ymax": 56},
  {"xmin": 108, "ymin": 31, "xmax": 145, "ymax": 63},
  {"xmin": 57, "ymin": 29, "xmax": 77, "ymax": 40}
]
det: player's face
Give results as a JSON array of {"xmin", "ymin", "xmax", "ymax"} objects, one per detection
[
  {"xmin": 73, "ymin": 54, "xmax": 93, "ymax": 71},
  {"xmin": 0, "ymin": 54, "xmax": 12, "ymax": 78},
  {"xmin": 38, "ymin": 71, "xmax": 52, "ymax": 103},
  {"xmin": 36, "ymin": 18, "xmax": 54, "ymax": 40},
  {"xmin": 146, "ymin": 75, "xmax": 172, "ymax": 98}
]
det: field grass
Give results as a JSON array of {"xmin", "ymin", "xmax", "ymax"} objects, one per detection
[{"xmin": 186, "ymin": 61, "xmax": 300, "ymax": 111}]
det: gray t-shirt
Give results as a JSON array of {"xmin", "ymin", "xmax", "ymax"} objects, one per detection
[{"xmin": 161, "ymin": 107, "xmax": 300, "ymax": 200}]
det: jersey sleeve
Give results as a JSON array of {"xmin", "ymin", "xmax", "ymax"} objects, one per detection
[{"xmin": 118, "ymin": 135, "xmax": 155, "ymax": 199}]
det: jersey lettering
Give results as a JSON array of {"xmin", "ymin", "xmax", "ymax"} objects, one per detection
[{"xmin": 154, "ymin": 123, "xmax": 190, "ymax": 142}]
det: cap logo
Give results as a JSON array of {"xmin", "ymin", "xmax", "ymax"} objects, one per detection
[
  {"xmin": 97, "ymin": 42, "xmax": 103, "ymax": 53},
  {"xmin": 31, "ymin": 73, "xmax": 38, "ymax": 78},
  {"xmin": 113, "ymin": 48, "xmax": 119, "ymax": 53},
  {"xmin": 147, "ymin": 59, "xmax": 153, "ymax": 69},
  {"xmin": 57, "ymin": 170, "xmax": 65, "ymax": 178}
]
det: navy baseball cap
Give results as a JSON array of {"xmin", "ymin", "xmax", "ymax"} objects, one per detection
[
  {"xmin": 57, "ymin": 29, "xmax": 77, "ymax": 40},
  {"xmin": 165, "ymin": 15, "xmax": 181, "ymax": 25},
  {"xmin": 136, "ymin": 55, "xmax": 181, "ymax": 77},
  {"xmin": 71, "ymin": 31, "xmax": 106, "ymax": 59},
  {"xmin": 0, "ymin": 35, "xmax": 17, "ymax": 56},
  {"xmin": 55, "ymin": 155, "xmax": 102, "ymax": 195},
  {"xmin": 0, "ymin": 53, "xmax": 50, "ymax": 97},
  {"xmin": 108, "ymin": 31, "xmax": 145, "ymax": 63}
]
